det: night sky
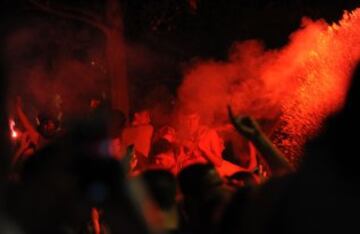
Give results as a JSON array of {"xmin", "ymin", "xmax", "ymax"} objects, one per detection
[
  {"xmin": 2, "ymin": 0, "xmax": 360, "ymax": 57},
  {"xmin": 1, "ymin": 0, "xmax": 360, "ymax": 108}
]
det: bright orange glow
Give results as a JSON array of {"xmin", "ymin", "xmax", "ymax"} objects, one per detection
[
  {"xmin": 12, "ymin": 131, "xmax": 18, "ymax": 139},
  {"xmin": 9, "ymin": 119, "xmax": 18, "ymax": 139},
  {"xmin": 178, "ymin": 9, "xmax": 360, "ymax": 163}
]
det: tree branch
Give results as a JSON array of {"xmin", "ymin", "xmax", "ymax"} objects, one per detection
[{"xmin": 28, "ymin": 0, "xmax": 108, "ymax": 33}]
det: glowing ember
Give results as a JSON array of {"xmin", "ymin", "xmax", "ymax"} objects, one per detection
[
  {"xmin": 12, "ymin": 131, "xmax": 18, "ymax": 139},
  {"xmin": 9, "ymin": 119, "xmax": 18, "ymax": 139},
  {"xmin": 178, "ymin": 9, "xmax": 360, "ymax": 164}
]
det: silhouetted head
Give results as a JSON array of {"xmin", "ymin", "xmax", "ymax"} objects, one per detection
[
  {"xmin": 154, "ymin": 126, "xmax": 176, "ymax": 143},
  {"xmin": 305, "ymin": 62, "xmax": 360, "ymax": 177},
  {"xmin": 178, "ymin": 163, "xmax": 222, "ymax": 198},
  {"xmin": 149, "ymin": 139, "xmax": 177, "ymax": 172},
  {"xmin": 37, "ymin": 113, "xmax": 59, "ymax": 139},
  {"xmin": 318, "ymin": 63, "xmax": 360, "ymax": 148},
  {"xmin": 141, "ymin": 169, "xmax": 177, "ymax": 211}
]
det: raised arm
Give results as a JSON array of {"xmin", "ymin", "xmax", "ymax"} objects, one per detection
[
  {"xmin": 246, "ymin": 142, "xmax": 258, "ymax": 172},
  {"xmin": 227, "ymin": 106, "xmax": 293, "ymax": 176},
  {"xmin": 16, "ymin": 97, "xmax": 39, "ymax": 144}
]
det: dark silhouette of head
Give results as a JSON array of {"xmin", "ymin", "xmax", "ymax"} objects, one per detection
[
  {"xmin": 37, "ymin": 113, "xmax": 60, "ymax": 139},
  {"xmin": 178, "ymin": 163, "xmax": 222, "ymax": 198},
  {"xmin": 148, "ymin": 139, "xmax": 177, "ymax": 171},
  {"xmin": 141, "ymin": 169, "xmax": 177, "ymax": 211},
  {"xmin": 306, "ymin": 62, "xmax": 360, "ymax": 178}
]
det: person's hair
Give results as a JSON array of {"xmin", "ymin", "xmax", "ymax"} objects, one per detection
[
  {"xmin": 148, "ymin": 139, "xmax": 175, "ymax": 163},
  {"xmin": 153, "ymin": 126, "xmax": 175, "ymax": 142},
  {"xmin": 141, "ymin": 169, "xmax": 177, "ymax": 210},
  {"xmin": 37, "ymin": 113, "xmax": 59, "ymax": 126},
  {"xmin": 128, "ymin": 108, "xmax": 149, "ymax": 123}
]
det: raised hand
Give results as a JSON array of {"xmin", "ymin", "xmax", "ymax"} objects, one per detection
[
  {"xmin": 227, "ymin": 105, "xmax": 293, "ymax": 176},
  {"xmin": 91, "ymin": 207, "xmax": 101, "ymax": 234},
  {"xmin": 227, "ymin": 105, "xmax": 261, "ymax": 140}
]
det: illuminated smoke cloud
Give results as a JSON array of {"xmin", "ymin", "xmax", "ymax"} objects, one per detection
[
  {"xmin": 5, "ymin": 22, "xmax": 107, "ymax": 119},
  {"xmin": 178, "ymin": 9, "xmax": 360, "ymax": 160}
]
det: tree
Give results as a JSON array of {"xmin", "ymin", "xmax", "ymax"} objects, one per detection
[{"xmin": 29, "ymin": 0, "xmax": 129, "ymax": 114}]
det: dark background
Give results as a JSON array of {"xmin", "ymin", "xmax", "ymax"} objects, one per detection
[{"xmin": 1, "ymin": 0, "xmax": 359, "ymax": 91}]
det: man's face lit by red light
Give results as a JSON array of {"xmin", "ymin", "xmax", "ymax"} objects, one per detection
[
  {"xmin": 182, "ymin": 113, "xmax": 200, "ymax": 135},
  {"xmin": 133, "ymin": 111, "xmax": 151, "ymax": 125},
  {"xmin": 163, "ymin": 130, "xmax": 176, "ymax": 143},
  {"xmin": 154, "ymin": 152, "xmax": 176, "ymax": 170}
]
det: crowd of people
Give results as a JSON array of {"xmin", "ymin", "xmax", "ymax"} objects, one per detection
[{"xmin": 1, "ymin": 62, "xmax": 360, "ymax": 233}]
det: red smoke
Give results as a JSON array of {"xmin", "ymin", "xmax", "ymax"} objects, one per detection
[
  {"xmin": 178, "ymin": 9, "xmax": 360, "ymax": 161},
  {"xmin": 5, "ymin": 23, "xmax": 107, "ymax": 120},
  {"xmin": 7, "ymin": 60, "xmax": 105, "ymax": 118}
]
